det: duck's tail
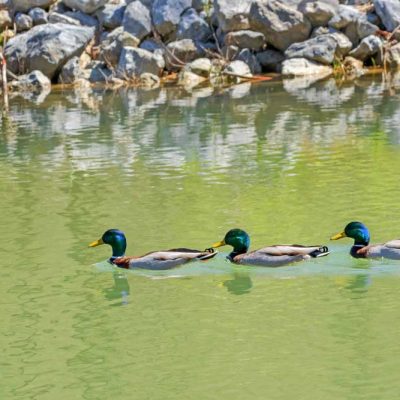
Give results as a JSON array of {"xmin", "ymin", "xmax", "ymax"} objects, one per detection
[
  {"xmin": 309, "ymin": 246, "xmax": 330, "ymax": 258},
  {"xmin": 197, "ymin": 249, "xmax": 218, "ymax": 261}
]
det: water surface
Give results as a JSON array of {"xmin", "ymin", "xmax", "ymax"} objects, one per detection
[{"xmin": 1, "ymin": 74, "xmax": 400, "ymax": 400}]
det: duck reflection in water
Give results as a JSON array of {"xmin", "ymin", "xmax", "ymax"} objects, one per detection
[
  {"xmin": 345, "ymin": 274, "xmax": 371, "ymax": 296},
  {"xmin": 103, "ymin": 270, "xmax": 130, "ymax": 306},
  {"xmin": 222, "ymin": 271, "xmax": 253, "ymax": 295}
]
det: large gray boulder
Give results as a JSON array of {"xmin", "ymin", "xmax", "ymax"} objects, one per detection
[
  {"xmin": 298, "ymin": 0, "xmax": 339, "ymax": 27},
  {"xmin": 349, "ymin": 34, "xmax": 382, "ymax": 61},
  {"xmin": 4, "ymin": 23, "xmax": 95, "ymax": 78},
  {"xmin": 97, "ymin": 4, "xmax": 126, "ymax": 30},
  {"xmin": 62, "ymin": 0, "xmax": 108, "ymax": 14},
  {"xmin": 14, "ymin": 0, "xmax": 56, "ymax": 12},
  {"xmin": 373, "ymin": 0, "xmax": 400, "ymax": 32},
  {"xmin": 176, "ymin": 8, "xmax": 212, "ymax": 41},
  {"xmin": 152, "ymin": 0, "xmax": 192, "ymax": 36},
  {"xmin": 117, "ymin": 47, "xmax": 165, "ymax": 78},
  {"xmin": 285, "ymin": 34, "xmax": 337, "ymax": 64},
  {"xmin": 123, "ymin": 1, "xmax": 151, "ymax": 41},
  {"xmin": 224, "ymin": 30, "xmax": 265, "ymax": 51},
  {"xmin": 165, "ymin": 38, "xmax": 203, "ymax": 70},
  {"xmin": 213, "ymin": 0, "xmax": 253, "ymax": 32},
  {"xmin": 282, "ymin": 57, "xmax": 332, "ymax": 76},
  {"xmin": 249, "ymin": 0, "xmax": 312, "ymax": 51}
]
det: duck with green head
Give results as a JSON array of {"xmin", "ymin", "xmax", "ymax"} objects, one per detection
[
  {"xmin": 331, "ymin": 221, "xmax": 400, "ymax": 259},
  {"xmin": 89, "ymin": 229, "xmax": 217, "ymax": 270},
  {"xmin": 211, "ymin": 229, "xmax": 329, "ymax": 267}
]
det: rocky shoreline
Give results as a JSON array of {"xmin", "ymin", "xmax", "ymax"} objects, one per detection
[{"xmin": 2, "ymin": 0, "xmax": 400, "ymax": 96}]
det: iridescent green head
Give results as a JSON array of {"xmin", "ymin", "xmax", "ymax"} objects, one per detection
[
  {"xmin": 89, "ymin": 229, "xmax": 127, "ymax": 261},
  {"xmin": 212, "ymin": 229, "xmax": 250, "ymax": 257},
  {"xmin": 331, "ymin": 222, "xmax": 370, "ymax": 246}
]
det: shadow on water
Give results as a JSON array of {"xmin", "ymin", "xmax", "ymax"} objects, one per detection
[{"xmin": 222, "ymin": 271, "xmax": 253, "ymax": 295}]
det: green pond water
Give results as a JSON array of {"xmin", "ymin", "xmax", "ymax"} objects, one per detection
[{"xmin": 1, "ymin": 75, "xmax": 400, "ymax": 400}]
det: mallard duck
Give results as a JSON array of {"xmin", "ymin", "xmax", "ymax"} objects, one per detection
[
  {"xmin": 89, "ymin": 229, "xmax": 217, "ymax": 270},
  {"xmin": 331, "ymin": 221, "xmax": 400, "ymax": 259},
  {"xmin": 211, "ymin": 228, "xmax": 329, "ymax": 267}
]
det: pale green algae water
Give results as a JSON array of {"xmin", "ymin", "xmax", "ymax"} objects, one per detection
[{"xmin": 1, "ymin": 75, "xmax": 400, "ymax": 399}]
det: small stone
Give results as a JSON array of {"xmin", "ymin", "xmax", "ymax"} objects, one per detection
[
  {"xmin": 187, "ymin": 57, "xmax": 212, "ymax": 77},
  {"xmin": 213, "ymin": 0, "xmax": 252, "ymax": 32},
  {"xmin": 349, "ymin": 34, "xmax": 382, "ymax": 61},
  {"xmin": 224, "ymin": 30, "xmax": 265, "ymax": 51},
  {"xmin": 223, "ymin": 60, "xmax": 252, "ymax": 78},
  {"xmin": 298, "ymin": 0, "xmax": 338, "ymax": 27},
  {"xmin": 14, "ymin": 0, "xmax": 56, "ymax": 12},
  {"xmin": 28, "ymin": 8, "xmax": 48, "ymax": 25},
  {"xmin": 117, "ymin": 47, "xmax": 165, "ymax": 78},
  {"xmin": 139, "ymin": 72, "xmax": 160, "ymax": 87},
  {"xmin": 0, "ymin": 9, "xmax": 12, "ymax": 29},
  {"xmin": 192, "ymin": 0, "xmax": 208, "ymax": 12},
  {"xmin": 357, "ymin": 17, "xmax": 378, "ymax": 40},
  {"xmin": 10, "ymin": 70, "xmax": 51, "ymax": 91},
  {"xmin": 221, "ymin": 45, "xmax": 239, "ymax": 61},
  {"xmin": 285, "ymin": 34, "xmax": 337, "ymax": 65},
  {"xmin": 176, "ymin": 8, "xmax": 212, "ymax": 42},
  {"xmin": 386, "ymin": 43, "xmax": 400, "ymax": 69},
  {"xmin": 63, "ymin": 0, "xmax": 108, "ymax": 14},
  {"xmin": 235, "ymin": 48, "xmax": 261, "ymax": 74},
  {"xmin": 123, "ymin": 0, "xmax": 151, "ymax": 41},
  {"xmin": 178, "ymin": 69, "xmax": 206, "ymax": 88},
  {"xmin": 48, "ymin": 12, "xmax": 81, "ymax": 25},
  {"xmin": 59, "ymin": 56, "xmax": 84, "ymax": 83},
  {"xmin": 140, "ymin": 39, "xmax": 165, "ymax": 54},
  {"xmin": 257, "ymin": 49, "xmax": 285, "ymax": 72},
  {"xmin": 63, "ymin": 11, "xmax": 98, "ymax": 27},
  {"xmin": 165, "ymin": 39, "xmax": 203, "ymax": 71},
  {"xmin": 15, "ymin": 12, "xmax": 33, "ymax": 32},
  {"xmin": 152, "ymin": 0, "xmax": 192, "ymax": 37},
  {"xmin": 373, "ymin": 0, "xmax": 400, "ymax": 32},
  {"xmin": 343, "ymin": 56, "xmax": 364, "ymax": 76},
  {"xmin": 83, "ymin": 61, "xmax": 112, "ymax": 82},
  {"xmin": 328, "ymin": 4, "xmax": 361, "ymax": 29},
  {"xmin": 281, "ymin": 57, "xmax": 333, "ymax": 76},
  {"xmin": 97, "ymin": 4, "xmax": 125, "ymax": 30}
]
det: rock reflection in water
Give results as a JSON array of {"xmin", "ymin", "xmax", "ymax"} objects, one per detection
[{"xmin": 2, "ymin": 73, "xmax": 400, "ymax": 172}]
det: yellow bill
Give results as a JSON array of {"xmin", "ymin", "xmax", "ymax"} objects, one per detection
[
  {"xmin": 212, "ymin": 240, "xmax": 226, "ymax": 248},
  {"xmin": 88, "ymin": 238, "xmax": 104, "ymax": 247},
  {"xmin": 330, "ymin": 231, "xmax": 346, "ymax": 240}
]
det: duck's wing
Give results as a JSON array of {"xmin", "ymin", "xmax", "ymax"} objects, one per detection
[
  {"xmin": 362, "ymin": 240, "xmax": 400, "ymax": 260},
  {"xmin": 113, "ymin": 249, "xmax": 217, "ymax": 270},
  {"xmin": 234, "ymin": 245, "xmax": 329, "ymax": 267}
]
